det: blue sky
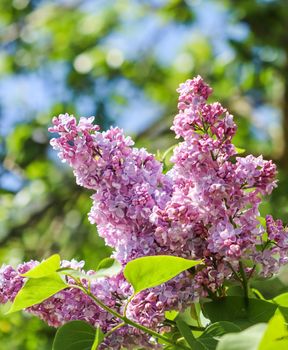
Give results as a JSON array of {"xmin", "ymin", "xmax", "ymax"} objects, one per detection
[{"xmin": 0, "ymin": 0, "xmax": 251, "ymax": 136}]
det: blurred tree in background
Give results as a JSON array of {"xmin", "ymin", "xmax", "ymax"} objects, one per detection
[
  {"xmin": 0, "ymin": 0, "xmax": 288, "ymax": 348},
  {"xmin": 224, "ymin": 0, "xmax": 288, "ymax": 221}
]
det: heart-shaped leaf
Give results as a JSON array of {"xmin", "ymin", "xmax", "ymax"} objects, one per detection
[
  {"xmin": 53, "ymin": 321, "xmax": 103, "ymax": 350},
  {"xmin": 234, "ymin": 146, "xmax": 246, "ymax": 154},
  {"xmin": 8, "ymin": 273, "xmax": 67, "ymax": 313},
  {"xmin": 96, "ymin": 257, "xmax": 115, "ymax": 270},
  {"xmin": 124, "ymin": 255, "xmax": 202, "ymax": 294},
  {"xmin": 22, "ymin": 254, "xmax": 61, "ymax": 278}
]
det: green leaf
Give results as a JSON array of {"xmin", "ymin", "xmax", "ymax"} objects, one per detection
[
  {"xmin": 165, "ymin": 310, "xmax": 179, "ymax": 321},
  {"xmin": 257, "ymin": 216, "xmax": 267, "ymax": 228},
  {"xmin": 158, "ymin": 327, "xmax": 182, "ymax": 346},
  {"xmin": 234, "ymin": 146, "xmax": 246, "ymax": 154},
  {"xmin": 202, "ymin": 297, "xmax": 277, "ymax": 327},
  {"xmin": 202, "ymin": 322, "xmax": 241, "ymax": 336},
  {"xmin": 177, "ymin": 306, "xmax": 199, "ymax": 326},
  {"xmin": 216, "ymin": 323, "xmax": 267, "ymax": 350},
  {"xmin": 245, "ymin": 298, "xmax": 276, "ymax": 324},
  {"xmin": 58, "ymin": 268, "xmax": 88, "ymax": 282},
  {"xmin": 272, "ymin": 293, "xmax": 288, "ymax": 322},
  {"xmin": 52, "ymin": 321, "xmax": 99, "ymax": 350},
  {"xmin": 21, "ymin": 254, "xmax": 61, "ymax": 278},
  {"xmin": 161, "ymin": 145, "xmax": 177, "ymax": 173},
  {"xmin": 124, "ymin": 255, "xmax": 202, "ymax": 294},
  {"xmin": 175, "ymin": 320, "xmax": 241, "ymax": 350},
  {"xmin": 258, "ymin": 312, "xmax": 288, "ymax": 350},
  {"xmin": 91, "ymin": 327, "xmax": 105, "ymax": 350},
  {"xmin": 202, "ymin": 297, "xmax": 246, "ymax": 324},
  {"xmin": 176, "ymin": 320, "xmax": 196, "ymax": 348},
  {"xmin": 8, "ymin": 273, "xmax": 67, "ymax": 313},
  {"xmin": 95, "ymin": 258, "xmax": 122, "ymax": 278},
  {"xmin": 190, "ymin": 303, "xmax": 201, "ymax": 324},
  {"xmin": 226, "ymin": 286, "xmax": 245, "ymax": 297},
  {"xmin": 96, "ymin": 257, "xmax": 115, "ymax": 270},
  {"xmin": 273, "ymin": 292, "xmax": 288, "ymax": 307},
  {"xmin": 251, "ymin": 288, "xmax": 266, "ymax": 300},
  {"xmin": 161, "ymin": 144, "xmax": 177, "ymax": 162},
  {"xmin": 196, "ymin": 322, "xmax": 242, "ymax": 350}
]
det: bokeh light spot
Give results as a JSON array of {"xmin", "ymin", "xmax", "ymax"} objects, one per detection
[
  {"xmin": 106, "ymin": 49, "xmax": 124, "ymax": 68},
  {"xmin": 73, "ymin": 54, "xmax": 93, "ymax": 74}
]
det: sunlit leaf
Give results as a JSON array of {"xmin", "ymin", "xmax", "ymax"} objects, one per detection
[
  {"xmin": 256, "ymin": 216, "xmax": 267, "ymax": 228},
  {"xmin": 234, "ymin": 147, "xmax": 246, "ymax": 154},
  {"xmin": 124, "ymin": 255, "xmax": 202, "ymax": 294},
  {"xmin": 21, "ymin": 254, "xmax": 61, "ymax": 278},
  {"xmin": 258, "ymin": 312, "xmax": 288, "ymax": 350},
  {"xmin": 272, "ymin": 293, "xmax": 288, "ymax": 322},
  {"xmin": 95, "ymin": 258, "xmax": 122, "ymax": 278},
  {"xmin": 165, "ymin": 310, "xmax": 179, "ymax": 321},
  {"xmin": 8, "ymin": 273, "xmax": 67, "ymax": 314},
  {"xmin": 273, "ymin": 292, "xmax": 288, "ymax": 307}
]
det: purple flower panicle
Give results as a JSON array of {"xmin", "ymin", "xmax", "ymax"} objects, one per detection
[{"xmin": 1, "ymin": 76, "xmax": 286, "ymax": 349}]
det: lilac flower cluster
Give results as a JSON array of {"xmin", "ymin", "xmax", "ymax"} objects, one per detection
[
  {"xmin": 49, "ymin": 115, "xmax": 172, "ymax": 263},
  {"xmin": 1, "ymin": 76, "xmax": 288, "ymax": 349}
]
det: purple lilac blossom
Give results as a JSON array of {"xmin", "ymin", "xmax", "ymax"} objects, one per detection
[
  {"xmin": 1, "ymin": 76, "xmax": 287, "ymax": 349},
  {"xmin": 49, "ymin": 115, "xmax": 172, "ymax": 263}
]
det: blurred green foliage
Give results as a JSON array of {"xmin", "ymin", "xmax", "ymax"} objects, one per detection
[{"xmin": 1, "ymin": 0, "xmax": 288, "ymax": 348}]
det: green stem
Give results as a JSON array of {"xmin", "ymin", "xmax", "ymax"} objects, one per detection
[
  {"xmin": 70, "ymin": 285, "xmax": 190, "ymax": 350},
  {"xmin": 161, "ymin": 144, "xmax": 176, "ymax": 162},
  {"xmin": 104, "ymin": 322, "xmax": 125, "ymax": 339},
  {"xmin": 123, "ymin": 293, "xmax": 135, "ymax": 317},
  {"xmin": 227, "ymin": 262, "xmax": 242, "ymax": 284},
  {"xmin": 247, "ymin": 264, "xmax": 256, "ymax": 280},
  {"xmin": 239, "ymin": 262, "xmax": 249, "ymax": 307}
]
